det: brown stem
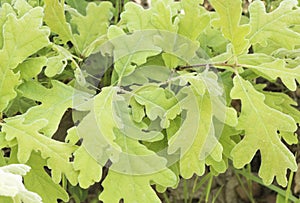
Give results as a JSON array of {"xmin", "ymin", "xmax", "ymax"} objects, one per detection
[{"xmin": 176, "ymin": 62, "xmax": 240, "ymax": 71}]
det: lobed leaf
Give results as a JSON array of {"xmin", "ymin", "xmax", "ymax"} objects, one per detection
[
  {"xmin": 71, "ymin": 2, "xmax": 113, "ymax": 56},
  {"xmin": 248, "ymin": 0, "xmax": 300, "ymax": 50},
  {"xmin": 99, "ymin": 168, "xmax": 176, "ymax": 203},
  {"xmin": 44, "ymin": 0, "xmax": 74, "ymax": 44},
  {"xmin": 18, "ymin": 81, "xmax": 84, "ymax": 137},
  {"xmin": 24, "ymin": 153, "xmax": 69, "ymax": 203},
  {"xmin": 209, "ymin": 0, "xmax": 250, "ymax": 55},
  {"xmin": 132, "ymin": 85, "xmax": 181, "ymax": 128},
  {"xmin": 238, "ymin": 53, "xmax": 300, "ymax": 91},
  {"xmin": 0, "ymin": 6, "xmax": 49, "ymax": 112},
  {"xmin": 2, "ymin": 117, "xmax": 78, "ymax": 184},
  {"xmin": 230, "ymin": 76, "xmax": 297, "ymax": 186}
]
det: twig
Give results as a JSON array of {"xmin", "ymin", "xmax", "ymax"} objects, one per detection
[{"xmin": 176, "ymin": 62, "xmax": 240, "ymax": 71}]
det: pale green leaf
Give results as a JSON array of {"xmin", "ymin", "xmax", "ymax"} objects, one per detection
[
  {"xmin": 178, "ymin": 0, "xmax": 210, "ymax": 41},
  {"xmin": 121, "ymin": 64, "xmax": 171, "ymax": 87},
  {"xmin": 133, "ymin": 85, "xmax": 181, "ymax": 128},
  {"xmin": 0, "ymin": 69, "xmax": 19, "ymax": 112},
  {"xmin": 209, "ymin": 0, "xmax": 250, "ymax": 55},
  {"xmin": 109, "ymin": 130, "xmax": 169, "ymax": 175},
  {"xmin": 0, "ymin": 3, "xmax": 14, "ymax": 49},
  {"xmin": 238, "ymin": 53, "xmax": 300, "ymax": 91},
  {"xmin": 162, "ymin": 53, "xmax": 180, "ymax": 69},
  {"xmin": 99, "ymin": 168, "xmax": 176, "ymax": 203},
  {"xmin": 151, "ymin": 0, "xmax": 178, "ymax": 32},
  {"xmin": 0, "ymin": 7, "xmax": 49, "ymax": 112},
  {"xmin": 2, "ymin": 116, "xmax": 77, "ymax": 184},
  {"xmin": 152, "ymin": 31, "xmax": 199, "ymax": 65},
  {"xmin": 108, "ymin": 27, "xmax": 161, "ymax": 81},
  {"xmin": 93, "ymin": 86, "xmax": 122, "ymax": 151},
  {"xmin": 44, "ymin": 0, "xmax": 74, "ymax": 44},
  {"xmin": 248, "ymin": 0, "xmax": 300, "ymax": 49},
  {"xmin": 66, "ymin": 124, "xmax": 102, "ymax": 189},
  {"xmin": 15, "ymin": 57, "xmax": 47, "ymax": 80},
  {"xmin": 71, "ymin": 2, "xmax": 113, "ymax": 55},
  {"xmin": 4, "ymin": 92, "xmax": 36, "ymax": 117},
  {"xmin": 174, "ymin": 88, "xmax": 211, "ymax": 178},
  {"xmin": 120, "ymin": 2, "xmax": 152, "ymax": 31},
  {"xmin": 73, "ymin": 105, "xmax": 111, "ymax": 167},
  {"xmin": 264, "ymin": 91, "xmax": 300, "ymax": 124},
  {"xmin": 1, "ymin": 7, "xmax": 50, "ymax": 69},
  {"xmin": 13, "ymin": 0, "xmax": 32, "ymax": 16},
  {"xmin": 230, "ymin": 76, "xmax": 297, "ymax": 186},
  {"xmin": 45, "ymin": 44, "xmax": 76, "ymax": 77},
  {"xmin": 168, "ymin": 86, "xmax": 228, "ymax": 178},
  {"xmin": 2, "ymin": 117, "xmax": 78, "ymax": 184},
  {"xmin": 114, "ymin": 99, "xmax": 163, "ymax": 141},
  {"xmin": 24, "ymin": 153, "xmax": 69, "ymax": 203},
  {"xmin": 18, "ymin": 81, "xmax": 86, "ymax": 137},
  {"xmin": 45, "ymin": 53, "xmax": 68, "ymax": 77},
  {"xmin": 198, "ymin": 19, "xmax": 229, "ymax": 57},
  {"xmin": 73, "ymin": 146, "xmax": 102, "ymax": 189}
]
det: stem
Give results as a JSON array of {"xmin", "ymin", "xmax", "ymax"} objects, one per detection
[
  {"xmin": 205, "ymin": 174, "xmax": 213, "ymax": 203},
  {"xmin": 183, "ymin": 179, "xmax": 188, "ymax": 203},
  {"xmin": 163, "ymin": 192, "xmax": 171, "ymax": 203},
  {"xmin": 285, "ymin": 171, "xmax": 294, "ymax": 203},
  {"xmin": 176, "ymin": 61, "xmax": 240, "ymax": 71}
]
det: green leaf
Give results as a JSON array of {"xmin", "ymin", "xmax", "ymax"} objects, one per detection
[
  {"xmin": 0, "ymin": 4, "xmax": 14, "ymax": 48},
  {"xmin": 45, "ymin": 53, "xmax": 69, "ymax": 77},
  {"xmin": 114, "ymin": 99, "xmax": 163, "ymax": 141},
  {"xmin": 109, "ymin": 130, "xmax": 169, "ymax": 175},
  {"xmin": 15, "ymin": 57, "xmax": 47, "ymax": 80},
  {"xmin": 18, "ymin": 81, "xmax": 87, "ymax": 136},
  {"xmin": 2, "ymin": 117, "xmax": 78, "ymax": 184},
  {"xmin": 238, "ymin": 53, "xmax": 300, "ymax": 91},
  {"xmin": 167, "ymin": 74, "xmax": 233, "ymax": 178},
  {"xmin": 73, "ymin": 146, "xmax": 102, "ymax": 189},
  {"xmin": 178, "ymin": 0, "xmax": 210, "ymax": 41},
  {"xmin": 209, "ymin": 0, "xmax": 250, "ymax": 55},
  {"xmin": 99, "ymin": 168, "xmax": 176, "ymax": 203},
  {"xmin": 71, "ymin": 2, "xmax": 113, "ymax": 55},
  {"xmin": 248, "ymin": 0, "xmax": 300, "ymax": 50},
  {"xmin": 151, "ymin": 0, "xmax": 178, "ymax": 32},
  {"xmin": 230, "ymin": 76, "xmax": 297, "ymax": 186},
  {"xmin": 264, "ymin": 91, "xmax": 300, "ymax": 124},
  {"xmin": 0, "ymin": 6, "xmax": 49, "ymax": 112},
  {"xmin": 162, "ymin": 53, "xmax": 180, "ymax": 69},
  {"xmin": 108, "ymin": 27, "xmax": 161, "ymax": 81},
  {"xmin": 133, "ymin": 85, "xmax": 181, "ymax": 128},
  {"xmin": 93, "ymin": 86, "xmax": 122, "ymax": 150},
  {"xmin": 13, "ymin": 0, "xmax": 32, "ymax": 17},
  {"xmin": 120, "ymin": 2, "xmax": 152, "ymax": 31},
  {"xmin": 72, "ymin": 106, "xmax": 111, "ymax": 167},
  {"xmin": 198, "ymin": 22, "xmax": 229, "ymax": 57},
  {"xmin": 24, "ymin": 153, "xmax": 69, "ymax": 203},
  {"xmin": 67, "ymin": 124, "xmax": 102, "ymax": 189},
  {"xmin": 172, "ymin": 87, "xmax": 211, "ymax": 178},
  {"xmin": 65, "ymin": 0, "xmax": 88, "ymax": 15},
  {"xmin": 4, "ymin": 92, "xmax": 36, "ymax": 117},
  {"xmin": 1, "ymin": 7, "xmax": 50, "ymax": 68},
  {"xmin": 44, "ymin": 0, "xmax": 74, "ymax": 44}
]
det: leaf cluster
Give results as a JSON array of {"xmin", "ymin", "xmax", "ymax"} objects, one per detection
[{"xmin": 0, "ymin": 0, "xmax": 299, "ymax": 202}]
